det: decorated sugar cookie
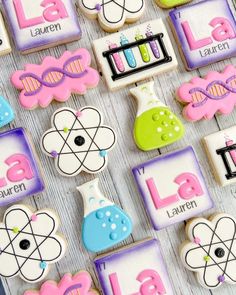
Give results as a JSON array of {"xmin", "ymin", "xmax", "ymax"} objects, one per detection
[
  {"xmin": 203, "ymin": 126, "xmax": 236, "ymax": 186},
  {"xmin": 132, "ymin": 146, "xmax": 213, "ymax": 230},
  {"xmin": 77, "ymin": 178, "xmax": 132, "ymax": 252},
  {"xmin": 0, "ymin": 96, "xmax": 14, "ymax": 128},
  {"xmin": 94, "ymin": 238, "xmax": 174, "ymax": 294},
  {"xmin": 24, "ymin": 271, "xmax": 99, "ymax": 295},
  {"xmin": 41, "ymin": 107, "xmax": 116, "ymax": 177},
  {"xmin": 0, "ymin": 205, "xmax": 66, "ymax": 283},
  {"xmin": 0, "ymin": 128, "xmax": 44, "ymax": 206},
  {"xmin": 11, "ymin": 49, "xmax": 100, "ymax": 109},
  {"xmin": 156, "ymin": 0, "xmax": 192, "ymax": 8},
  {"xmin": 180, "ymin": 213, "xmax": 236, "ymax": 289},
  {"xmin": 130, "ymin": 81, "xmax": 184, "ymax": 151},
  {"xmin": 169, "ymin": 0, "xmax": 236, "ymax": 70},
  {"xmin": 2, "ymin": 0, "xmax": 81, "ymax": 54},
  {"xmin": 93, "ymin": 19, "xmax": 178, "ymax": 90},
  {"xmin": 0, "ymin": 12, "xmax": 11, "ymax": 56},
  {"xmin": 78, "ymin": 0, "xmax": 145, "ymax": 32},
  {"xmin": 177, "ymin": 65, "xmax": 236, "ymax": 121}
]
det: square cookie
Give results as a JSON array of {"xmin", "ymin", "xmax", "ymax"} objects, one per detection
[
  {"xmin": 2, "ymin": 0, "xmax": 81, "ymax": 54},
  {"xmin": 93, "ymin": 19, "xmax": 178, "ymax": 91},
  {"xmin": 94, "ymin": 238, "xmax": 174, "ymax": 295},
  {"xmin": 169, "ymin": 0, "xmax": 236, "ymax": 70},
  {"xmin": 0, "ymin": 12, "xmax": 11, "ymax": 56},
  {"xmin": 0, "ymin": 128, "xmax": 45, "ymax": 206},
  {"xmin": 132, "ymin": 146, "xmax": 213, "ymax": 230},
  {"xmin": 203, "ymin": 126, "xmax": 236, "ymax": 186}
]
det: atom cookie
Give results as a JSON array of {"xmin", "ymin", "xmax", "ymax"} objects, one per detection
[
  {"xmin": 41, "ymin": 107, "xmax": 117, "ymax": 177},
  {"xmin": 177, "ymin": 65, "xmax": 236, "ymax": 121},
  {"xmin": 24, "ymin": 271, "xmax": 99, "ymax": 295},
  {"xmin": 77, "ymin": 178, "xmax": 132, "ymax": 252},
  {"xmin": 0, "ymin": 205, "xmax": 66, "ymax": 283},
  {"xmin": 11, "ymin": 49, "xmax": 100, "ymax": 109},
  {"xmin": 180, "ymin": 213, "xmax": 236, "ymax": 289},
  {"xmin": 78, "ymin": 0, "xmax": 145, "ymax": 32}
]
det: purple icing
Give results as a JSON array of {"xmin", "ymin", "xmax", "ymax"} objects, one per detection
[
  {"xmin": 169, "ymin": 0, "xmax": 236, "ymax": 70},
  {"xmin": 95, "ymin": 4, "xmax": 102, "ymax": 11},
  {"xmin": 218, "ymin": 275, "xmax": 225, "ymax": 283}
]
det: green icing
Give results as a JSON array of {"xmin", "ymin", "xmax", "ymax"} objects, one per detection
[{"xmin": 134, "ymin": 106, "xmax": 185, "ymax": 151}]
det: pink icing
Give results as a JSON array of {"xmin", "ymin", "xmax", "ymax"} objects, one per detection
[
  {"xmin": 24, "ymin": 272, "xmax": 98, "ymax": 295},
  {"xmin": 6, "ymin": 154, "xmax": 34, "ymax": 182},
  {"xmin": 177, "ymin": 65, "xmax": 236, "ymax": 121},
  {"xmin": 175, "ymin": 173, "xmax": 203, "ymax": 200},
  {"xmin": 13, "ymin": 0, "xmax": 68, "ymax": 28},
  {"xmin": 136, "ymin": 269, "xmax": 166, "ymax": 295},
  {"xmin": 11, "ymin": 49, "xmax": 100, "ymax": 109},
  {"xmin": 210, "ymin": 17, "xmax": 236, "ymax": 42},
  {"xmin": 109, "ymin": 273, "xmax": 122, "ymax": 295}
]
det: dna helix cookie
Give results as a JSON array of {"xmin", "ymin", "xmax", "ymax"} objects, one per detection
[
  {"xmin": 24, "ymin": 271, "xmax": 99, "ymax": 295},
  {"xmin": 41, "ymin": 107, "xmax": 117, "ymax": 177},
  {"xmin": 11, "ymin": 49, "xmax": 100, "ymax": 109},
  {"xmin": 180, "ymin": 213, "xmax": 236, "ymax": 289},
  {"xmin": 177, "ymin": 65, "xmax": 236, "ymax": 121},
  {"xmin": 78, "ymin": 0, "xmax": 145, "ymax": 32},
  {"xmin": 0, "ymin": 205, "xmax": 66, "ymax": 283}
]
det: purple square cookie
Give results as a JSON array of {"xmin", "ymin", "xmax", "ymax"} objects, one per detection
[
  {"xmin": 94, "ymin": 239, "xmax": 174, "ymax": 295},
  {"xmin": 0, "ymin": 128, "xmax": 45, "ymax": 206},
  {"xmin": 169, "ymin": 0, "xmax": 236, "ymax": 70},
  {"xmin": 2, "ymin": 0, "xmax": 81, "ymax": 53},
  {"xmin": 132, "ymin": 146, "xmax": 214, "ymax": 230}
]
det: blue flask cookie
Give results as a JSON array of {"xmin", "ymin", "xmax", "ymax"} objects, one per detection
[
  {"xmin": 77, "ymin": 178, "xmax": 132, "ymax": 252},
  {"xmin": 0, "ymin": 96, "xmax": 14, "ymax": 128}
]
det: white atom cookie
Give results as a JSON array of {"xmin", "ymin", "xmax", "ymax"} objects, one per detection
[
  {"xmin": 180, "ymin": 213, "xmax": 236, "ymax": 289},
  {"xmin": 41, "ymin": 107, "xmax": 117, "ymax": 177},
  {"xmin": 78, "ymin": 0, "xmax": 145, "ymax": 32},
  {"xmin": 0, "ymin": 205, "xmax": 66, "ymax": 283}
]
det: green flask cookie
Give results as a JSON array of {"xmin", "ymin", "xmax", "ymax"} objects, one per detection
[{"xmin": 130, "ymin": 82, "xmax": 184, "ymax": 151}]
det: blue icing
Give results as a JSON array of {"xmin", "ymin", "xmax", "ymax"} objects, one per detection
[
  {"xmin": 82, "ymin": 205, "xmax": 132, "ymax": 252},
  {"xmin": 0, "ymin": 96, "xmax": 14, "ymax": 128}
]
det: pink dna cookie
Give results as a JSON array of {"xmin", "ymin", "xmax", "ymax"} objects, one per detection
[
  {"xmin": 24, "ymin": 271, "xmax": 99, "ymax": 295},
  {"xmin": 11, "ymin": 49, "xmax": 100, "ymax": 109},
  {"xmin": 177, "ymin": 65, "xmax": 236, "ymax": 121}
]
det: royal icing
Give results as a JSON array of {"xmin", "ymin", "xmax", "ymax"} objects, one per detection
[
  {"xmin": 78, "ymin": 0, "xmax": 145, "ymax": 32},
  {"xmin": 180, "ymin": 213, "xmax": 236, "ymax": 289},
  {"xmin": 0, "ymin": 204, "xmax": 66, "ymax": 283},
  {"xmin": 0, "ymin": 96, "xmax": 14, "ymax": 128},
  {"xmin": 94, "ymin": 238, "xmax": 174, "ymax": 294},
  {"xmin": 2, "ymin": 0, "xmax": 81, "ymax": 53},
  {"xmin": 177, "ymin": 65, "xmax": 236, "ymax": 121},
  {"xmin": 0, "ymin": 128, "xmax": 44, "ymax": 206},
  {"xmin": 169, "ymin": 0, "xmax": 236, "ymax": 70},
  {"xmin": 0, "ymin": 12, "xmax": 11, "ymax": 56},
  {"xmin": 203, "ymin": 126, "xmax": 236, "ymax": 186},
  {"xmin": 130, "ymin": 81, "xmax": 184, "ymax": 151},
  {"xmin": 77, "ymin": 178, "xmax": 132, "ymax": 253},
  {"xmin": 93, "ymin": 19, "xmax": 178, "ymax": 90},
  {"xmin": 156, "ymin": 0, "xmax": 192, "ymax": 8},
  {"xmin": 11, "ymin": 49, "xmax": 100, "ymax": 109},
  {"xmin": 41, "ymin": 107, "xmax": 116, "ymax": 177},
  {"xmin": 24, "ymin": 271, "xmax": 99, "ymax": 295},
  {"xmin": 132, "ymin": 146, "xmax": 213, "ymax": 230}
]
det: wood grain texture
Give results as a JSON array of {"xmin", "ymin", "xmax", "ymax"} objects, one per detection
[{"xmin": 0, "ymin": 0, "xmax": 236, "ymax": 294}]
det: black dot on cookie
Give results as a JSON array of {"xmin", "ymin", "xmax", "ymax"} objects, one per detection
[
  {"xmin": 215, "ymin": 247, "xmax": 225, "ymax": 258},
  {"xmin": 19, "ymin": 239, "xmax": 30, "ymax": 250},
  {"xmin": 74, "ymin": 136, "xmax": 85, "ymax": 146}
]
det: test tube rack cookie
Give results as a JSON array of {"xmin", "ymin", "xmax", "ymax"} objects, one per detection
[
  {"xmin": 2, "ymin": 0, "xmax": 81, "ymax": 54},
  {"xmin": 94, "ymin": 238, "xmax": 174, "ymax": 294},
  {"xmin": 93, "ymin": 19, "xmax": 178, "ymax": 91},
  {"xmin": 169, "ymin": 0, "xmax": 236, "ymax": 70}
]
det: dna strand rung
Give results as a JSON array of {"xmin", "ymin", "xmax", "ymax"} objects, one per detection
[
  {"xmin": 20, "ymin": 55, "xmax": 87, "ymax": 96},
  {"xmin": 190, "ymin": 77, "xmax": 236, "ymax": 107}
]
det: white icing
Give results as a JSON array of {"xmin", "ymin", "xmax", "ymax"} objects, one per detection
[
  {"xmin": 79, "ymin": 0, "xmax": 145, "ymax": 31},
  {"xmin": 0, "ymin": 12, "xmax": 11, "ymax": 55},
  {"xmin": 180, "ymin": 213, "xmax": 236, "ymax": 289},
  {"xmin": 40, "ymin": 107, "xmax": 117, "ymax": 177},
  {"xmin": 203, "ymin": 126, "xmax": 236, "ymax": 186},
  {"xmin": 93, "ymin": 19, "xmax": 178, "ymax": 90},
  {"xmin": 0, "ymin": 204, "xmax": 66, "ymax": 283}
]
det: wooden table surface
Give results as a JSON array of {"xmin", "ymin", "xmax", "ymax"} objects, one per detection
[{"xmin": 0, "ymin": 0, "xmax": 236, "ymax": 294}]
